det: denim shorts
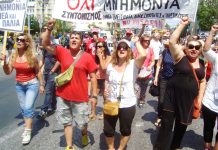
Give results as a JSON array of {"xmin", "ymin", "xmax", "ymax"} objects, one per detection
[
  {"xmin": 56, "ymin": 97, "xmax": 89, "ymax": 129},
  {"xmin": 16, "ymin": 78, "xmax": 39, "ymax": 118}
]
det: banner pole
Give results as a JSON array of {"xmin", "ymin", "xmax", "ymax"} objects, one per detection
[{"xmin": 1, "ymin": 31, "xmax": 8, "ymax": 66}]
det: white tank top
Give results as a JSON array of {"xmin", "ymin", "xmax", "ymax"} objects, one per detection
[{"xmin": 106, "ymin": 59, "xmax": 139, "ymax": 108}]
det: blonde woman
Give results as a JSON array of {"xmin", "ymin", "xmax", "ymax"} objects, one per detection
[
  {"xmin": 103, "ymin": 38, "xmax": 146, "ymax": 150},
  {"xmin": 2, "ymin": 33, "xmax": 44, "ymax": 145}
]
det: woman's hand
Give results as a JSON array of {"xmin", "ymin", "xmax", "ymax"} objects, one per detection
[
  {"xmin": 39, "ymin": 85, "xmax": 45, "ymax": 94},
  {"xmin": 180, "ymin": 16, "xmax": 189, "ymax": 25},
  {"xmin": 132, "ymin": 36, "xmax": 140, "ymax": 44},
  {"xmin": 47, "ymin": 19, "xmax": 56, "ymax": 31},
  {"xmin": 96, "ymin": 50, "xmax": 105, "ymax": 60},
  {"xmin": 211, "ymin": 24, "xmax": 218, "ymax": 35},
  {"xmin": 153, "ymin": 78, "xmax": 158, "ymax": 86},
  {"xmin": 1, "ymin": 54, "xmax": 8, "ymax": 66}
]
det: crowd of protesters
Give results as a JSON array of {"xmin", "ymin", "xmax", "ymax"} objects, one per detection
[{"xmin": 1, "ymin": 17, "xmax": 218, "ymax": 150}]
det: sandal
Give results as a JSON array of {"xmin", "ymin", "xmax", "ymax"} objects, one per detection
[
  {"xmin": 97, "ymin": 114, "xmax": 104, "ymax": 120},
  {"xmin": 89, "ymin": 114, "xmax": 96, "ymax": 121},
  {"xmin": 138, "ymin": 100, "xmax": 145, "ymax": 108},
  {"xmin": 154, "ymin": 118, "xmax": 161, "ymax": 127}
]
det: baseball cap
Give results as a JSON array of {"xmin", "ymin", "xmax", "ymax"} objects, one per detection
[{"xmin": 118, "ymin": 39, "xmax": 131, "ymax": 48}]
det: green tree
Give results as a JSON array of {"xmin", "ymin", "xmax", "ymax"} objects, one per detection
[
  {"xmin": 25, "ymin": 16, "xmax": 40, "ymax": 35},
  {"xmin": 197, "ymin": 0, "xmax": 218, "ymax": 31}
]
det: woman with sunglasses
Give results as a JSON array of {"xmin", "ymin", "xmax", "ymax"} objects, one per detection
[
  {"xmin": 201, "ymin": 24, "xmax": 218, "ymax": 150},
  {"xmin": 103, "ymin": 38, "xmax": 146, "ymax": 150},
  {"xmin": 154, "ymin": 16, "xmax": 206, "ymax": 150},
  {"xmin": 2, "ymin": 33, "xmax": 44, "ymax": 145},
  {"xmin": 90, "ymin": 41, "xmax": 111, "ymax": 120}
]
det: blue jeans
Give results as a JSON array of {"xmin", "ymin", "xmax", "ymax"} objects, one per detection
[
  {"xmin": 16, "ymin": 78, "xmax": 39, "ymax": 118},
  {"xmin": 41, "ymin": 73, "xmax": 57, "ymax": 112}
]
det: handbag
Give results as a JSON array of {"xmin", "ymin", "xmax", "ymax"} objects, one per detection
[
  {"xmin": 103, "ymin": 101, "xmax": 120, "ymax": 116},
  {"xmin": 138, "ymin": 67, "xmax": 152, "ymax": 78},
  {"xmin": 149, "ymin": 83, "xmax": 159, "ymax": 97},
  {"xmin": 103, "ymin": 65, "xmax": 126, "ymax": 116},
  {"xmin": 189, "ymin": 62, "xmax": 200, "ymax": 119},
  {"xmin": 55, "ymin": 50, "xmax": 84, "ymax": 87}
]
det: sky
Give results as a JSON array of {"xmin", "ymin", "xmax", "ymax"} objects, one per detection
[{"xmin": 165, "ymin": 18, "xmax": 180, "ymax": 28}]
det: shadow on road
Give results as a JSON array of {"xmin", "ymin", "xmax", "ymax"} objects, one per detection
[
  {"xmin": 99, "ymin": 132, "xmax": 126, "ymax": 150},
  {"xmin": 58, "ymin": 126, "xmax": 95, "ymax": 148},
  {"xmin": 32, "ymin": 116, "xmax": 50, "ymax": 138}
]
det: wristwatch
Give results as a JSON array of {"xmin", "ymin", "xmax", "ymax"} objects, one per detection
[{"xmin": 92, "ymin": 96, "xmax": 98, "ymax": 99}]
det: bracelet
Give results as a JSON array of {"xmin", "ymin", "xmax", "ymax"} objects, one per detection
[{"xmin": 92, "ymin": 96, "xmax": 98, "ymax": 99}]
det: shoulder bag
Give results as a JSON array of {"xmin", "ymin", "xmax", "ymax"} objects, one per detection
[
  {"xmin": 189, "ymin": 61, "xmax": 200, "ymax": 119},
  {"xmin": 55, "ymin": 50, "xmax": 84, "ymax": 87}
]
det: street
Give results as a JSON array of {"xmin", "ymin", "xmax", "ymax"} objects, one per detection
[{"xmin": 0, "ymin": 66, "xmax": 207, "ymax": 150}]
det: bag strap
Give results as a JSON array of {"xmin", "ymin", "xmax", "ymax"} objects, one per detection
[
  {"xmin": 117, "ymin": 64, "xmax": 127, "ymax": 102},
  {"xmin": 188, "ymin": 61, "xmax": 199, "ymax": 89},
  {"xmin": 69, "ymin": 50, "xmax": 84, "ymax": 69}
]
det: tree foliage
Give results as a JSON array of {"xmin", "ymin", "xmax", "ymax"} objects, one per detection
[
  {"xmin": 197, "ymin": 0, "xmax": 218, "ymax": 31},
  {"xmin": 25, "ymin": 16, "xmax": 40, "ymax": 35}
]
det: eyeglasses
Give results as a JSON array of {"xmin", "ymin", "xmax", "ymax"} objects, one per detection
[
  {"xmin": 16, "ymin": 38, "xmax": 26, "ymax": 43},
  {"xmin": 188, "ymin": 44, "xmax": 201, "ymax": 50},
  {"xmin": 97, "ymin": 45, "xmax": 104, "ymax": 48},
  {"xmin": 142, "ymin": 39, "xmax": 150, "ymax": 43},
  {"xmin": 212, "ymin": 48, "xmax": 218, "ymax": 52},
  {"xmin": 117, "ymin": 45, "xmax": 128, "ymax": 51}
]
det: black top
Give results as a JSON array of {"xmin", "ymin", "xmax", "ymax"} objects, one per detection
[{"xmin": 163, "ymin": 56, "xmax": 205, "ymax": 124}]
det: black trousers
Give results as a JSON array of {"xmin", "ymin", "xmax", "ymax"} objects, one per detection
[
  {"xmin": 155, "ymin": 111, "xmax": 188, "ymax": 150},
  {"xmin": 157, "ymin": 78, "xmax": 169, "ymax": 118},
  {"xmin": 103, "ymin": 105, "xmax": 136, "ymax": 137},
  {"xmin": 202, "ymin": 105, "xmax": 218, "ymax": 143}
]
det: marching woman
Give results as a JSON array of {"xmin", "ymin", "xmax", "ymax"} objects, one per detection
[
  {"xmin": 2, "ymin": 33, "xmax": 44, "ymax": 144},
  {"xmin": 103, "ymin": 37, "xmax": 146, "ymax": 150},
  {"xmin": 154, "ymin": 16, "xmax": 206, "ymax": 150},
  {"xmin": 202, "ymin": 24, "xmax": 218, "ymax": 150}
]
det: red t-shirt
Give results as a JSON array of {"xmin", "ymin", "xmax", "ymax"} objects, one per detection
[
  {"xmin": 85, "ymin": 38, "xmax": 104, "ymax": 60},
  {"xmin": 55, "ymin": 46, "xmax": 97, "ymax": 102},
  {"xmin": 14, "ymin": 62, "xmax": 36, "ymax": 82}
]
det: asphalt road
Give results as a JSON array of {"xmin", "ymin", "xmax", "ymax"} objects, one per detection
[{"xmin": 0, "ymin": 67, "xmax": 207, "ymax": 150}]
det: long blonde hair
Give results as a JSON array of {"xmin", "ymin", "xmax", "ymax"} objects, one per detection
[
  {"xmin": 110, "ymin": 42, "xmax": 133, "ymax": 66},
  {"xmin": 11, "ymin": 33, "xmax": 36, "ymax": 68}
]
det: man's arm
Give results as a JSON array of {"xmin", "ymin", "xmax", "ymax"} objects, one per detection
[
  {"xmin": 50, "ymin": 61, "xmax": 60, "ymax": 73},
  {"xmin": 89, "ymin": 72, "xmax": 98, "ymax": 97},
  {"xmin": 41, "ymin": 19, "xmax": 57, "ymax": 55}
]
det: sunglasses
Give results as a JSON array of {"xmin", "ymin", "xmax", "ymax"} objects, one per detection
[
  {"xmin": 213, "ymin": 48, "xmax": 218, "ymax": 52},
  {"xmin": 16, "ymin": 38, "xmax": 26, "ymax": 43},
  {"xmin": 117, "ymin": 45, "xmax": 128, "ymax": 51},
  {"xmin": 188, "ymin": 44, "xmax": 201, "ymax": 50},
  {"xmin": 142, "ymin": 39, "xmax": 150, "ymax": 43},
  {"xmin": 97, "ymin": 45, "xmax": 104, "ymax": 48}
]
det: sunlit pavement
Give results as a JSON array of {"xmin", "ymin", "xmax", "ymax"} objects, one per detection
[{"xmin": 0, "ymin": 80, "xmax": 206, "ymax": 150}]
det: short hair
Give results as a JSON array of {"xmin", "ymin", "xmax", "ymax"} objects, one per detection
[{"xmin": 70, "ymin": 31, "xmax": 83, "ymax": 41}]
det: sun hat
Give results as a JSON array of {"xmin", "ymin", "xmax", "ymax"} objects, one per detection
[{"xmin": 117, "ymin": 39, "xmax": 131, "ymax": 48}]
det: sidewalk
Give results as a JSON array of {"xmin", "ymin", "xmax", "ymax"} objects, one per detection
[{"xmin": 0, "ymin": 94, "xmax": 205, "ymax": 150}]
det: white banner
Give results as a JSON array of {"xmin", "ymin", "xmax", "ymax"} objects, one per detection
[
  {"xmin": 0, "ymin": 0, "xmax": 27, "ymax": 32},
  {"xmin": 52, "ymin": 0, "xmax": 199, "ymax": 22},
  {"xmin": 119, "ymin": 19, "xmax": 165, "ymax": 29}
]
